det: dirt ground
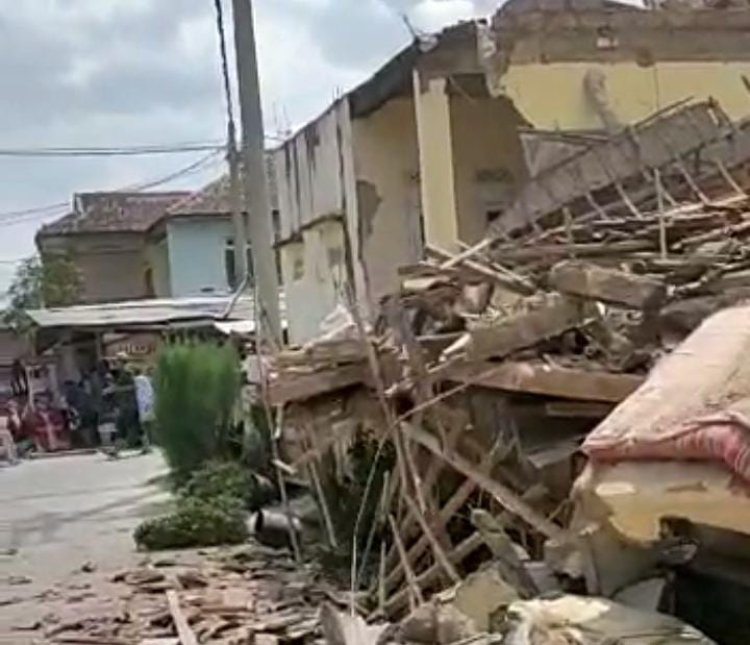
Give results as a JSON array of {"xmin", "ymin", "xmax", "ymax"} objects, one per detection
[{"xmin": 0, "ymin": 451, "xmax": 170, "ymax": 643}]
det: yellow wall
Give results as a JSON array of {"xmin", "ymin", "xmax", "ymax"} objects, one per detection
[
  {"xmin": 413, "ymin": 73, "xmax": 460, "ymax": 252},
  {"xmin": 351, "ymin": 97, "xmax": 422, "ymax": 306},
  {"xmin": 144, "ymin": 236, "xmax": 171, "ymax": 297},
  {"xmin": 502, "ymin": 61, "xmax": 750, "ymax": 131},
  {"xmin": 279, "ymin": 219, "xmax": 347, "ymax": 344},
  {"xmin": 449, "ymin": 95, "xmax": 529, "ymax": 244}
]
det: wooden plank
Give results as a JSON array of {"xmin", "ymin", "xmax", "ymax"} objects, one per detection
[
  {"xmin": 492, "ymin": 240, "xmax": 653, "ymax": 264},
  {"xmin": 166, "ymin": 590, "xmax": 199, "ymax": 645},
  {"xmin": 382, "ymin": 532, "xmax": 485, "ymax": 617},
  {"xmin": 385, "ymin": 426, "xmax": 493, "ymax": 592},
  {"xmin": 550, "ymin": 260, "xmax": 667, "ymax": 310},
  {"xmin": 544, "ymin": 400, "xmax": 616, "ymax": 418},
  {"xmin": 453, "ymin": 294, "xmax": 595, "ymax": 362},
  {"xmin": 400, "ymin": 490, "xmax": 461, "ymax": 585},
  {"xmin": 267, "ymin": 363, "xmax": 367, "ymax": 405},
  {"xmin": 403, "ymin": 424, "xmax": 566, "ymax": 541},
  {"xmin": 388, "ymin": 514, "xmax": 423, "ymax": 610},
  {"xmin": 274, "ymin": 339, "xmax": 366, "ymax": 368},
  {"xmin": 428, "ymin": 245, "xmax": 536, "ymax": 295},
  {"xmin": 445, "ymin": 361, "xmax": 642, "ymax": 403}
]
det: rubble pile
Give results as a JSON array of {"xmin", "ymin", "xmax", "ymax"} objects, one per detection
[
  {"xmin": 20, "ymin": 547, "xmax": 347, "ymax": 645},
  {"xmin": 253, "ymin": 101, "xmax": 750, "ymax": 645}
]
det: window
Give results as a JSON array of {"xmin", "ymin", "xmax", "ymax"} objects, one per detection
[
  {"xmin": 292, "ymin": 255, "xmax": 305, "ymax": 281},
  {"xmin": 225, "ymin": 239, "xmax": 253, "ymax": 290}
]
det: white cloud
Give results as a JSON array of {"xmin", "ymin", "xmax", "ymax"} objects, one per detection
[{"xmin": 0, "ymin": 0, "xmax": 489, "ymax": 291}]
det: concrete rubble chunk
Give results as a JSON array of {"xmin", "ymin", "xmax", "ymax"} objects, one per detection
[
  {"xmin": 502, "ymin": 594, "xmax": 716, "ymax": 644},
  {"xmin": 397, "ymin": 600, "xmax": 480, "ymax": 644},
  {"xmin": 446, "ymin": 293, "xmax": 596, "ymax": 361},
  {"xmin": 550, "ymin": 260, "xmax": 667, "ymax": 310}
]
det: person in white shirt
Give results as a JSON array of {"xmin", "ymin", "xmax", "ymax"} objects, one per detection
[
  {"xmin": 0, "ymin": 413, "xmax": 18, "ymax": 465},
  {"xmin": 133, "ymin": 367, "xmax": 155, "ymax": 453}
]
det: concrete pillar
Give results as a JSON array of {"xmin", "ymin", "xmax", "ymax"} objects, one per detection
[{"xmin": 413, "ymin": 71, "xmax": 460, "ymax": 252}]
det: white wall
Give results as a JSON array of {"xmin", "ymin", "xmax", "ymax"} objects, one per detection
[
  {"xmin": 273, "ymin": 101, "xmax": 356, "ymax": 344},
  {"xmin": 274, "ymin": 102, "xmax": 350, "ymax": 240},
  {"xmin": 279, "ymin": 220, "xmax": 348, "ymax": 343},
  {"xmin": 166, "ymin": 217, "xmax": 233, "ymax": 297}
]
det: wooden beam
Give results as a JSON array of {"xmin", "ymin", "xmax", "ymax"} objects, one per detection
[
  {"xmin": 385, "ymin": 435, "xmax": 492, "ymax": 593},
  {"xmin": 550, "ymin": 260, "xmax": 666, "ymax": 310},
  {"xmin": 400, "ymin": 490, "xmax": 461, "ymax": 585},
  {"xmin": 403, "ymin": 424, "xmax": 566, "ymax": 541},
  {"xmin": 388, "ymin": 514, "xmax": 423, "ymax": 610},
  {"xmin": 445, "ymin": 361, "xmax": 642, "ymax": 403},
  {"xmin": 166, "ymin": 590, "xmax": 199, "ymax": 645},
  {"xmin": 382, "ymin": 532, "xmax": 485, "ymax": 616},
  {"xmin": 267, "ymin": 363, "xmax": 367, "ymax": 405},
  {"xmin": 428, "ymin": 245, "xmax": 535, "ymax": 295}
]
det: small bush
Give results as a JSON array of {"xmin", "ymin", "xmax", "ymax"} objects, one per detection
[
  {"xmin": 180, "ymin": 460, "xmax": 269, "ymax": 510},
  {"xmin": 134, "ymin": 497, "xmax": 248, "ymax": 551}
]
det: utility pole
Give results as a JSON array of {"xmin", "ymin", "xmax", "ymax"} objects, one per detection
[{"xmin": 231, "ymin": 0, "xmax": 282, "ymax": 344}]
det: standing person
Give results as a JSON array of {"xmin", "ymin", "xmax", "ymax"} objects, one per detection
[
  {"xmin": 10, "ymin": 359, "xmax": 28, "ymax": 398},
  {"xmin": 0, "ymin": 413, "xmax": 18, "ymax": 465},
  {"xmin": 113, "ymin": 353, "xmax": 140, "ymax": 451},
  {"xmin": 133, "ymin": 366, "xmax": 155, "ymax": 453}
]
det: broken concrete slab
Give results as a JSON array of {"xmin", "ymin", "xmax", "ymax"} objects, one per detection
[
  {"xmin": 451, "ymin": 565, "xmax": 519, "ymax": 632},
  {"xmin": 503, "ymin": 594, "xmax": 716, "ymax": 644},
  {"xmin": 447, "ymin": 294, "xmax": 596, "ymax": 361},
  {"xmin": 550, "ymin": 260, "xmax": 666, "ymax": 310},
  {"xmin": 397, "ymin": 600, "xmax": 479, "ymax": 644}
]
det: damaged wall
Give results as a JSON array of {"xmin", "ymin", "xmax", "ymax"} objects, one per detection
[
  {"xmin": 449, "ymin": 91, "xmax": 529, "ymax": 244},
  {"xmin": 273, "ymin": 101, "xmax": 356, "ymax": 343},
  {"xmin": 502, "ymin": 61, "xmax": 750, "ymax": 131},
  {"xmin": 279, "ymin": 219, "xmax": 348, "ymax": 343},
  {"xmin": 351, "ymin": 97, "xmax": 422, "ymax": 306},
  {"xmin": 488, "ymin": 8, "xmax": 750, "ymax": 130}
]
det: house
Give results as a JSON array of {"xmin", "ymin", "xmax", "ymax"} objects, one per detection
[
  {"xmin": 146, "ymin": 161, "xmax": 280, "ymax": 299},
  {"xmin": 271, "ymin": 17, "xmax": 536, "ymax": 342},
  {"xmin": 36, "ymin": 191, "xmax": 190, "ymax": 304},
  {"xmin": 272, "ymin": 0, "xmax": 750, "ymax": 343},
  {"xmin": 485, "ymin": 0, "xmax": 750, "ymax": 133}
]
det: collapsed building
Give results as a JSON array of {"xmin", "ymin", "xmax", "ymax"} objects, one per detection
[{"xmin": 252, "ymin": 1, "xmax": 750, "ymax": 643}]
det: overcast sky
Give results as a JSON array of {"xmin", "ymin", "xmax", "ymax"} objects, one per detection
[{"xmin": 0, "ymin": 0, "xmax": 498, "ymax": 297}]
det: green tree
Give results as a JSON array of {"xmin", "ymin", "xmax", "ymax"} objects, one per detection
[
  {"xmin": 154, "ymin": 342, "xmax": 241, "ymax": 482},
  {"xmin": 3, "ymin": 254, "xmax": 82, "ymax": 329}
]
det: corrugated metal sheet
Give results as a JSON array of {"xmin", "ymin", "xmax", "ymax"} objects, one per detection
[{"xmin": 25, "ymin": 293, "xmax": 285, "ymax": 330}]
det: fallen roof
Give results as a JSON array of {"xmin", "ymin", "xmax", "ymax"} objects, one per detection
[
  {"xmin": 24, "ymin": 294, "xmax": 263, "ymax": 330},
  {"xmin": 38, "ymin": 191, "xmax": 191, "ymax": 237}
]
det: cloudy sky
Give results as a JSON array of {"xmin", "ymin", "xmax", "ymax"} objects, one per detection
[{"xmin": 0, "ymin": 0, "xmax": 498, "ymax": 296}]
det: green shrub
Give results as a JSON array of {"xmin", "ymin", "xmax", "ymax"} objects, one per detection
[
  {"xmin": 180, "ymin": 460, "xmax": 268, "ymax": 509},
  {"xmin": 134, "ymin": 497, "xmax": 248, "ymax": 551},
  {"xmin": 154, "ymin": 342, "xmax": 241, "ymax": 482}
]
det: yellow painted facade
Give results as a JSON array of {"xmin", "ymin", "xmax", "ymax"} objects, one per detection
[
  {"xmin": 413, "ymin": 74, "xmax": 461, "ymax": 252},
  {"xmin": 502, "ymin": 61, "xmax": 750, "ymax": 131},
  {"xmin": 351, "ymin": 97, "xmax": 422, "ymax": 305}
]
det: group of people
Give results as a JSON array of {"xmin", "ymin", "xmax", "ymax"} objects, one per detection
[{"xmin": 0, "ymin": 354, "xmax": 156, "ymax": 465}]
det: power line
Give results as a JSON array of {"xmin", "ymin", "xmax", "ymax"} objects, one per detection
[
  {"xmin": 213, "ymin": 0, "xmax": 237, "ymax": 137},
  {"xmin": 0, "ymin": 142, "xmax": 224, "ymax": 158},
  {"xmin": 0, "ymin": 149, "xmax": 224, "ymax": 228}
]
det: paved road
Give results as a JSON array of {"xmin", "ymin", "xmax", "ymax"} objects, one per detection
[{"xmin": 0, "ymin": 452, "xmax": 169, "ymax": 640}]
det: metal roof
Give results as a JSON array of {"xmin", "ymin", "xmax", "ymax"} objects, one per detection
[{"xmin": 24, "ymin": 294, "xmax": 279, "ymax": 330}]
